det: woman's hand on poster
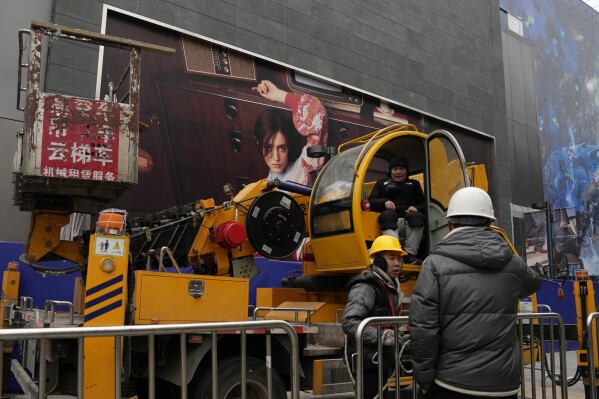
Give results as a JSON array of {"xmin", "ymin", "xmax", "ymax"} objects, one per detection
[{"xmin": 252, "ymin": 80, "xmax": 287, "ymax": 104}]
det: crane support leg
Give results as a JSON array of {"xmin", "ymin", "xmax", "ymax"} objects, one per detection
[{"xmin": 23, "ymin": 210, "xmax": 83, "ymax": 264}]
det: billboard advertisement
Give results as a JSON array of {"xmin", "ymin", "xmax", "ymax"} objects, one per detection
[
  {"xmin": 500, "ymin": 0, "xmax": 599, "ymax": 274},
  {"xmin": 98, "ymin": 8, "xmax": 494, "ymax": 219},
  {"xmin": 524, "ymin": 210, "xmax": 548, "ymax": 268},
  {"xmin": 524, "ymin": 207, "xmax": 581, "ymax": 277},
  {"xmin": 551, "ymin": 207, "xmax": 581, "ymax": 276}
]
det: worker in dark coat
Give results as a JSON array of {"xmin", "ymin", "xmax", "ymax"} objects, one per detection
[
  {"xmin": 369, "ymin": 155, "xmax": 425, "ymax": 264},
  {"xmin": 342, "ymin": 235, "xmax": 409, "ymax": 399},
  {"xmin": 409, "ymin": 187, "xmax": 541, "ymax": 398}
]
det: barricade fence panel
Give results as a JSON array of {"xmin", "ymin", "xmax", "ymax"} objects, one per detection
[
  {"xmin": 354, "ymin": 315, "xmax": 413, "ymax": 399},
  {"xmin": 518, "ymin": 312, "xmax": 569, "ymax": 399},
  {"xmin": 0, "ymin": 320, "xmax": 300, "ymax": 399},
  {"xmin": 0, "ymin": 312, "xmax": 576, "ymax": 399},
  {"xmin": 586, "ymin": 312, "xmax": 599, "ymax": 399},
  {"xmin": 351, "ymin": 313, "xmax": 571, "ymax": 399}
]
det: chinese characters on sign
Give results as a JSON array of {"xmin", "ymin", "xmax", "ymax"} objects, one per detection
[{"xmin": 41, "ymin": 96, "xmax": 121, "ymax": 182}]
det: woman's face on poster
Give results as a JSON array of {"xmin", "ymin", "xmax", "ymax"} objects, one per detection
[{"xmin": 263, "ymin": 131, "xmax": 289, "ymax": 174}]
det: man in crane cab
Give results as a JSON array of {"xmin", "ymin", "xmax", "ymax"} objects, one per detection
[
  {"xmin": 409, "ymin": 187, "xmax": 542, "ymax": 399},
  {"xmin": 342, "ymin": 235, "xmax": 409, "ymax": 399},
  {"xmin": 368, "ymin": 155, "xmax": 425, "ymax": 264}
]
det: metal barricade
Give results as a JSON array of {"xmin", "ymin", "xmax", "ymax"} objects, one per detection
[
  {"xmin": 518, "ymin": 312, "xmax": 569, "ymax": 399},
  {"xmin": 586, "ymin": 312, "xmax": 599, "ymax": 399},
  {"xmin": 0, "ymin": 320, "xmax": 300, "ymax": 399},
  {"xmin": 354, "ymin": 315, "xmax": 413, "ymax": 399},
  {"xmin": 351, "ymin": 313, "xmax": 570, "ymax": 399}
]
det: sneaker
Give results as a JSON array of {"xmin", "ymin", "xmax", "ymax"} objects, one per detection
[{"xmin": 403, "ymin": 254, "xmax": 422, "ymax": 265}]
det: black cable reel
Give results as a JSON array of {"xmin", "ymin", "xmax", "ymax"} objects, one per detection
[{"xmin": 246, "ymin": 191, "xmax": 305, "ymax": 259}]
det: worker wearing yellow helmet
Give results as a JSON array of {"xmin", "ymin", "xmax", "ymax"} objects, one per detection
[{"xmin": 342, "ymin": 235, "xmax": 409, "ymax": 399}]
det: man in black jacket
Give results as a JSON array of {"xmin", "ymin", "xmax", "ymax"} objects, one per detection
[
  {"xmin": 409, "ymin": 187, "xmax": 541, "ymax": 398},
  {"xmin": 369, "ymin": 155, "xmax": 425, "ymax": 264},
  {"xmin": 342, "ymin": 235, "xmax": 408, "ymax": 399}
]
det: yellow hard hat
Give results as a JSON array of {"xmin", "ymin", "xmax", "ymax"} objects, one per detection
[{"xmin": 369, "ymin": 235, "xmax": 407, "ymax": 256}]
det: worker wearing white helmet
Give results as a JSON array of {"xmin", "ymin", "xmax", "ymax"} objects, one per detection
[{"xmin": 409, "ymin": 187, "xmax": 541, "ymax": 399}]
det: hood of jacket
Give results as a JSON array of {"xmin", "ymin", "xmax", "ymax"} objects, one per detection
[
  {"xmin": 432, "ymin": 227, "xmax": 513, "ymax": 271},
  {"xmin": 371, "ymin": 265, "xmax": 400, "ymax": 289}
]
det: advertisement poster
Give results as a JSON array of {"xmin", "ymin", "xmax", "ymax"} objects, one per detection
[
  {"xmin": 524, "ymin": 207, "xmax": 581, "ymax": 277},
  {"xmin": 500, "ymin": 1, "xmax": 599, "ymax": 274},
  {"xmin": 551, "ymin": 207, "xmax": 581, "ymax": 276},
  {"xmin": 524, "ymin": 210, "xmax": 549, "ymax": 268},
  {"xmin": 99, "ymin": 9, "xmax": 494, "ymax": 219},
  {"xmin": 41, "ymin": 96, "xmax": 121, "ymax": 182}
]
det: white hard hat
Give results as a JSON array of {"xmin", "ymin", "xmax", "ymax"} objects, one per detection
[{"xmin": 446, "ymin": 187, "xmax": 495, "ymax": 221}]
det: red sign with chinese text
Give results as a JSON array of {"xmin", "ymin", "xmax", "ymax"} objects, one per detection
[{"xmin": 41, "ymin": 95, "xmax": 121, "ymax": 182}]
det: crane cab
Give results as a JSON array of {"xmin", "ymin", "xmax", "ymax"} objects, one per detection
[{"xmin": 307, "ymin": 124, "xmax": 471, "ymax": 274}]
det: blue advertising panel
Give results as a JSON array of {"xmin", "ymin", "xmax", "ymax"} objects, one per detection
[{"xmin": 500, "ymin": 0, "xmax": 599, "ymax": 274}]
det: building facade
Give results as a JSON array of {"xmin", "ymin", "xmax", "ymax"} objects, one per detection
[{"xmin": 2, "ymin": 0, "xmax": 564, "ymax": 252}]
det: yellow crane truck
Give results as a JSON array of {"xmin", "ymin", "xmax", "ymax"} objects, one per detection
[{"xmin": 1, "ymin": 20, "xmax": 512, "ymax": 399}]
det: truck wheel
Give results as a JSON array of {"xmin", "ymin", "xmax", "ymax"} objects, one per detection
[{"xmin": 192, "ymin": 356, "xmax": 286, "ymax": 399}]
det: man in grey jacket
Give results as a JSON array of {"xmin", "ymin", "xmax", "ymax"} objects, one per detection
[{"xmin": 409, "ymin": 187, "xmax": 541, "ymax": 398}]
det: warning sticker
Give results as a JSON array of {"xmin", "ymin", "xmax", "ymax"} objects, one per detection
[
  {"xmin": 95, "ymin": 237, "xmax": 125, "ymax": 257},
  {"xmin": 279, "ymin": 196, "xmax": 291, "ymax": 209},
  {"xmin": 519, "ymin": 297, "xmax": 533, "ymax": 324}
]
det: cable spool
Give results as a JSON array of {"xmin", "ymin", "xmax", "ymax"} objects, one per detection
[{"xmin": 246, "ymin": 191, "xmax": 305, "ymax": 259}]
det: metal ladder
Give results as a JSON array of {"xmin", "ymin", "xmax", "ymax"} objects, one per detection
[{"xmin": 16, "ymin": 29, "xmax": 30, "ymax": 111}]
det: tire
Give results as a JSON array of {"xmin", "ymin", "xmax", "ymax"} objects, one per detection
[{"xmin": 192, "ymin": 356, "xmax": 286, "ymax": 399}]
